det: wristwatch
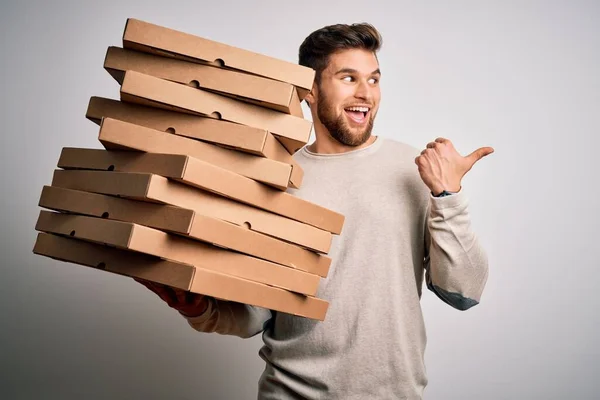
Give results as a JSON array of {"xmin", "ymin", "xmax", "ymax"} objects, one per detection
[{"xmin": 432, "ymin": 190, "xmax": 455, "ymax": 197}]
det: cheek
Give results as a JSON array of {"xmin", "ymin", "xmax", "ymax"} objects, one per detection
[
  {"xmin": 372, "ymin": 90, "xmax": 382, "ymax": 106},
  {"xmin": 328, "ymin": 83, "xmax": 355, "ymax": 102},
  {"xmin": 371, "ymin": 98, "xmax": 382, "ymax": 114}
]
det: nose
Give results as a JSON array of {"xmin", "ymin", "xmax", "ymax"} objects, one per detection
[{"xmin": 354, "ymin": 79, "xmax": 372, "ymax": 101}]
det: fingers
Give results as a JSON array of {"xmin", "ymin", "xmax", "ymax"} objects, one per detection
[
  {"xmin": 417, "ymin": 140, "xmax": 444, "ymax": 163},
  {"xmin": 134, "ymin": 277, "xmax": 205, "ymax": 313},
  {"xmin": 427, "ymin": 138, "xmax": 450, "ymax": 148},
  {"xmin": 175, "ymin": 288, "xmax": 187, "ymax": 304},
  {"xmin": 137, "ymin": 279, "xmax": 178, "ymax": 306},
  {"xmin": 186, "ymin": 290, "xmax": 203, "ymax": 305},
  {"xmin": 185, "ymin": 291, "xmax": 194, "ymax": 303},
  {"xmin": 421, "ymin": 145, "xmax": 436, "ymax": 155},
  {"xmin": 466, "ymin": 146, "xmax": 495, "ymax": 165},
  {"xmin": 152, "ymin": 283, "xmax": 179, "ymax": 306},
  {"xmin": 415, "ymin": 153, "xmax": 428, "ymax": 166},
  {"xmin": 192, "ymin": 294, "xmax": 206, "ymax": 307},
  {"xmin": 478, "ymin": 146, "xmax": 495, "ymax": 157},
  {"xmin": 134, "ymin": 278, "xmax": 161, "ymax": 294}
]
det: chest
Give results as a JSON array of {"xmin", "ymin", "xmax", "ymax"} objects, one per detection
[{"xmin": 291, "ymin": 163, "xmax": 426, "ymax": 239}]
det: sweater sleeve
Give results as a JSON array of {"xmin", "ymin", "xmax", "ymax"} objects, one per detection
[
  {"xmin": 423, "ymin": 188, "xmax": 489, "ymax": 310},
  {"xmin": 181, "ymin": 298, "xmax": 273, "ymax": 338}
]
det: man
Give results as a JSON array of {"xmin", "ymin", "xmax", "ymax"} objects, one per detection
[{"xmin": 137, "ymin": 22, "xmax": 492, "ymax": 399}]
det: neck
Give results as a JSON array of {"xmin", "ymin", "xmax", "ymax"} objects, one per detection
[{"xmin": 307, "ymin": 128, "xmax": 377, "ymax": 155}]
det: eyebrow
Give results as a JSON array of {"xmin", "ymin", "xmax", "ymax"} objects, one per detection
[{"xmin": 334, "ymin": 68, "xmax": 381, "ymax": 76}]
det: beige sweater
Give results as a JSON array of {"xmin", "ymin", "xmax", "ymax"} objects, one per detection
[{"xmin": 183, "ymin": 137, "xmax": 489, "ymax": 399}]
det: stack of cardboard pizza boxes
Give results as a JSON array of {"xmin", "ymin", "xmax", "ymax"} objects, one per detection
[{"xmin": 33, "ymin": 18, "xmax": 344, "ymax": 321}]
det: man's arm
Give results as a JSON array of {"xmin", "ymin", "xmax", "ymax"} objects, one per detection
[
  {"xmin": 135, "ymin": 278, "xmax": 272, "ymax": 338},
  {"xmin": 182, "ymin": 299, "xmax": 273, "ymax": 339},
  {"xmin": 423, "ymin": 189, "xmax": 489, "ymax": 310}
]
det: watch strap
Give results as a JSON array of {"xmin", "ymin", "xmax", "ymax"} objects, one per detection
[{"xmin": 432, "ymin": 190, "xmax": 455, "ymax": 197}]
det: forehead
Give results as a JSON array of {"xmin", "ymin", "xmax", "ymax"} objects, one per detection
[{"xmin": 324, "ymin": 49, "xmax": 380, "ymax": 74}]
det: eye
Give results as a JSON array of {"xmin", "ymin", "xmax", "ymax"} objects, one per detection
[
  {"xmin": 342, "ymin": 76, "xmax": 354, "ymax": 82},
  {"xmin": 369, "ymin": 77, "xmax": 379, "ymax": 84}
]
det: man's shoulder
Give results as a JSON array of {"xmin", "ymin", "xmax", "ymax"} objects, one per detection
[
  {"xmin": 376, "ymin": 137, "xmax": 422, "ymax": 165},
  {"xmin": 378, "ymin": 137, "xmax": 421, "ymax": 155},
  {"xmin": 378, "ymin": 137, "xmax": 430, "ymax": 197}
]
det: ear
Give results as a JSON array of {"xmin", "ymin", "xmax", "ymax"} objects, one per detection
[{"xmin": 304, "ymin": 83, "xmax": 318, "ymax": 106}]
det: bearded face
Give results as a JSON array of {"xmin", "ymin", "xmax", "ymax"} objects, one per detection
[
  {"xmin": 316, "ymin": 85, "xmax": 376, "ymax": 147},
  {"xmin": 309, "ymin": 49, "xmax": 381, "ymax": 148}
]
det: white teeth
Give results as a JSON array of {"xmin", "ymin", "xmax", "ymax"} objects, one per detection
[{"xmin": 346, "ymin": 106, "xmax": 369, "ymax": 112}]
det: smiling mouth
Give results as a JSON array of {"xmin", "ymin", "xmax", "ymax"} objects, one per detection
[{"xmin": 344, "ymin": 106, "xmax": 370, "ymax": 124}]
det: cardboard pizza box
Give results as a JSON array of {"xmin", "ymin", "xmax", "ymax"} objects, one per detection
[
  {"xmin": 120, "ymin": 70, "xmax": 312, "ymax": 154},
  {"xmin": 98, "ymin": 117, "xmax": 302, "ymax": 190},
  {"xmin": 122, "ymin": 18, "xmax": 314, "ymax": 99},
  {"xmin": 104, "ymin": 46, "xmax": 303, "ymax": 117},
  {"xmin": 86, "ymin": 97, "xmax": 297, "ymax": 165},
  {"xmin": 35, "ymin": 211, "xmax": 320, "ymax": 296},
  {"xmin": 38, "ymin": 185, "xmax": 194, "ymax": 233},
  {"xmin": 39, "ymin": 185, "xmax": 331, "ymax": 277},
  {"xmin": 50, "ymin": 167, "xmax": 332, "ymax": 254},
  {"xmin": 33, "ymin": 233, "xmax": 328, "ymax": 320},
  {"xmin": 56, "ymin": 148, "xmax": 344, "ymax": 236}
]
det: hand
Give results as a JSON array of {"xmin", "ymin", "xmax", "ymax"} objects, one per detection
[
  {"xmin": 415, "ymin": 137, "xmax": 494, "ymax": 195},
  {"xmin": 134, "ymin": 278, "xmax": 210, "ymax": 317}
]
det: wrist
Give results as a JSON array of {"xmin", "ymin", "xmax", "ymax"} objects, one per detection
[
  {"xmin": 178, "ymin": 298, "xmax": 209, "ymax": 318},
  {"xmin": 431, "ymin": 184, "xmax": 461, "ymax": 197}
]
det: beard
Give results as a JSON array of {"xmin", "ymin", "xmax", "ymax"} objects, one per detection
[{"xmin": 316, "ymin": 90, "xmax": 376, "ymax": 147}]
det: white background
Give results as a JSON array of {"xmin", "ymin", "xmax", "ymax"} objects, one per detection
[{"xmin": 1, "ymin": 0, "xmax": 598, "ymax": 398}]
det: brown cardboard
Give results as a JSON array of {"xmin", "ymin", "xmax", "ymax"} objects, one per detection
[
  {"xmin": 51, "ymin": 167, "xmax": 332, "ymax": 254},
  {"xmin": 35, "ymin": 211, "xmax": 320, "ymax": 296},
  {"xmin": 35, "ymin": 232, "xmax": 194, "ymax": 290},
  {"xmin": 39, "ymin": 185, "xmax": 331, "ymax": 277},
  {"xmin": 56, "ymin": 148, "xmax": 345, "ymax": 236},
  {"xmin": 104, "ymin": 46, "xmax": 304, "ymax": 117},
  {"xmin": 33, "ymin": 233, "xmax": 328, "ymax": 320},
  {"xmin": 120, "ymin": 70, "xmax": 312, "ymax": 154},
  {"xmin": 98, "ymin": 117, "xmax": 302, "ymax": 190},
  {"xmin": 86, "ymin": 97, "xmax": 297, "ymax": 166},
  {"xmin": 289, "ymin": 88, "xmax": 304, "ymax": 119},
  {"xmin": 122, "ymin": 18, "xmax": 315, "ymax": 99},
  {"xmin": 38, "ymin": 185, "xmax": 194, "ymax": 234}
]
